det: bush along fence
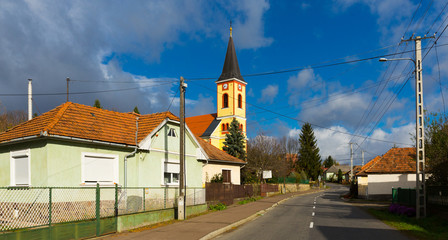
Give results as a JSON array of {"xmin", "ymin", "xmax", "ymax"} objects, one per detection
[{"xmin": 0, "ymin": 184, "xmax": 205, "ymax": 238}]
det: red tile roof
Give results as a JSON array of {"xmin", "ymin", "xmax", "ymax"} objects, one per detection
[
  {"xmin": 357, "ymin": 148, "xmax": 416, "ymax": 175},
  {"xmin": 356, "ymin": 156, "xmax": 381, "ymax": 176},
  {"xmin": 194, "ymin": 134, "xmax": 245, "ymax": 165},
  {"xmin": 186, "ymin": 113, "xmax": 217, "ymax": 136},
  {"xmin": 0, "ymin": 102, "xmax": 179, "ymax": 146}
]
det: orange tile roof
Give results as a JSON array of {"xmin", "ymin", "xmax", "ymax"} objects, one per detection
[
  {"xmin": 186, "ymin": 113, "xmax": 217, "ymax": 136},
  {"xmin": 0, "ymin": 102, "xmax": 179, "ymax": 146},
  {"xmin": 356, "ymin": 155, "xmax": 381, "ymax": 176},
  {"xmin": 357, "ymin": 148, "xmax": 416, "ymax": 175},
  {"xmin": 194, "ymin": 134, "xmax": 245, "ymax": 165}
]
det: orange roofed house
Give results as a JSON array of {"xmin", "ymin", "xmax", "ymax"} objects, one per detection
[
  {"xmin": 0, "ymin": 102, "xmax": 211, "ymax": 190},
  {"xmin": 186, "ymin": 26, "xmax": 246, "ymax": 184},
  {"xmin": 356, "ymin": 147, "xmax": 417, "ymax": 200}
]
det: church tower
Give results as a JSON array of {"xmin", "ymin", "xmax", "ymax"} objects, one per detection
[{"xmin": 216, "ymin": 25, "xmax": 247, "ymax": 149}]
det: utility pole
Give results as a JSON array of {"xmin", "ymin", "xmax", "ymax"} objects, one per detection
[
  {"xmin": 178, "ymin": 76, "xmax": 187, "ymax": 220},
  {"xmin": 379, "ymin": 34, "xmax": 434, "ymax": 218},
  {"xmin": 362, "ymin": 150, "xmax": 365, "ymax": 166},
  {"xmin": 349, "ymin": 143, "xmax": 353, "ymax": 181},
  {"xmin": 66, "ymin": 77, "xmax": 70, "ymax": 102}
]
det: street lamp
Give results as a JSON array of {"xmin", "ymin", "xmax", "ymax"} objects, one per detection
[{"xmin": 379, "ymin": 42, "xmax": 426, "ymax": 218}]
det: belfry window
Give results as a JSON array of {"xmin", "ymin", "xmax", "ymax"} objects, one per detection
[
  {"xmin": 238, "ymin": 94, "xmax": 242, "ymax": 108},
  {"xmin": 223, "ymin": 94, "xmax": 229, "ymax": 108}
]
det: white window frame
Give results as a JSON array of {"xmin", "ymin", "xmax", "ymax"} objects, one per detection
[
  {"xmin": 161, "ymin": 158, "xmax": 180, "ymax": 186},
  {"xmin": 10, "ymin": 149, "xmax": 31, "ymax": 187},
  {"xmin": 81, "ymin": 152, "xmax": 119, "ymax": 186}
]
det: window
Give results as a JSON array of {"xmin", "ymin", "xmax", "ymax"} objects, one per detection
[
  {"xmin": 222, "ymin": 169, "xmax": 231, "ymax": 183},
  {"xmin": 223, "ymin": 94, "xmax": 229, "ymax": 108},
  {"xmin": 168, "ymin": 128, "xmax": 177, "ymax": 137},
  {"xmin": 10, "ymin": 149, "xmax": 30, "ymax": 186},
  {"xmin": 226, "ymin": 123, "xmax": 229, "ymax": 130},
  {"xmin": 238, "ymin": 94, "xmax": 242, "ymax": 108},
  {"xmin": 222, "ymin": 124, "xmax": 225, "ymax": 132},
  {"xmin": 82, "ymin": 153, "xmax": 118, "ymax": 185},
  {"xmin": 163, "ymin": 159, "xmax": 180, "ymax": 185}
]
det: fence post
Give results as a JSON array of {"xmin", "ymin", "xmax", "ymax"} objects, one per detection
[
  {"xmin": 114, "ymin": 184, "xmax": 118, "ymax": 217},
  {"xmin": 164, "ymin": 187, "xmax": 167, "ymax": 209},
  {"xmin": 49, "ymin": 187, "xmax": 52, "ymax": 239},
  {"xmin": 143, "ymin": 188, "xmax": 146, "ymax": 212},
  {"xmin": 96, "ymin": 183, "xmax": 100, "ymax": 237}
]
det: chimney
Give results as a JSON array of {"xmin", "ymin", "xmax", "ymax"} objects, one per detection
[{"xmin": 28, "ymin": 78, "xmax": 32, "ymax": 120}]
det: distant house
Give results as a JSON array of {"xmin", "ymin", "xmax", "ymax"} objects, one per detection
[
  {"xmin": 356, "ymin": 148, "xmax": 416, "ymax": 200},
  {"xmin": 0, "ymin": 102, "xmax": 205, "ymax": 188},
  {"xmin": 325, "ymin": 165, "xmax": 351, "ymax": 181},
  {"xmin": 194, "ymin": 135, "xmax": 245, "ymax": 185}
]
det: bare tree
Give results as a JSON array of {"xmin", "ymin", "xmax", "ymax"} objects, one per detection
[
  {"xmin": 246, "ymin": 133, "xmax": 289, "ymax": 183},
  {"xmin": 0, "ymin": 104, "xmax": 27, "ymax": 132}
]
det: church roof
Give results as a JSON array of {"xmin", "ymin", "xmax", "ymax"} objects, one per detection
[
  {"xmin": 186, "ymin": 113, "xmax": 219, "ymax": 137},
  {"xmin": 217, "ymin": 36, "xmax": 245, "ymax": 82}
]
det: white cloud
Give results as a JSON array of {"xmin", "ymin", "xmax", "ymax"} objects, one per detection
[
  {"xmin": 287, "ymin": 68, "xmax": 323, "ymax": 105},
  {"xmin": 259, "ymin": 84, "xmax": 278, "ymax": 104},
  {"xmin": 186, "ymin": 94, "xmax": 215, "ymax": 117}
]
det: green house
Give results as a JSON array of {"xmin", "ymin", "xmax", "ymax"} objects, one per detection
[{"xmin": 0, "ymin": 102, "xmax": 205, "ymax": 188}]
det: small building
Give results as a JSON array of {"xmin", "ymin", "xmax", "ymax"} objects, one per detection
[
  {"xmin": 356, "ymin": 148, "xmax": 416, "ymax": 200},
  {"xmin": 325, "ymin": 165, "xmax": 351, "ymax": 181}
]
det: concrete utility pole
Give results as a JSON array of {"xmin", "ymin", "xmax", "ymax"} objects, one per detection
[
  {"xmin": 380, "ymin": 34, "xmax": 434, "ymax": 218},
  {"xmin": 66, "ymin": 77, "xmax": 70, "ymax": 102},
  {"xmin": 178, "ymin": 76, "xmax": 187, "ymax": 220},
  {"xmin": 28, "ymin": 79, "xmax": 32, "ymax": 120},
  {"xmin": 349, "ymin": 143, "xmax": 353, "ymax": 181},
  {"xmin": 362, "ymin": 150, "xmax": 365, "ymax": 166}
]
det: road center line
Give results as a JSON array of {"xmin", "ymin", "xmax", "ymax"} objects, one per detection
[
  {"xmin": 310, "ymin": 222, "xmax": 314, "ymax": 228},
  {"xmin": 313, "ymin": 206, "xmax": 315, "ymax": 209},
  {"xmin": 312, "ymin": 212, "xmax": 315, "ymax": 216}
]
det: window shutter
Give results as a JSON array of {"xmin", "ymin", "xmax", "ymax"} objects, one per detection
[{"xmin": 14, "ymin": 156, "xmax": 29, "ymax": 185}]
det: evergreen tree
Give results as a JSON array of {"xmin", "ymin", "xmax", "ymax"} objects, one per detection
[
  {"xmin": 133, "ymin": 106, "xmax": 140, "ymax": 114},
  {"xmin": 223, "ymin": 118, "xmax": 246, "ymax": 160},
  {"xmin": 323, "ymin": 155, "xmax": 335, "ymax": 168},
  {"xmin": 296, "ymin": 123, "xmax": 322, "ymax": 180},
  {"xmin": 93, "ymin": 99, "xmax": 102, "ymax": 109}
]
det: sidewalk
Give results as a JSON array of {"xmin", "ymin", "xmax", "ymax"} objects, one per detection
[{"xmin": 101, "ymin": 189, "xmax": 324, "ymax": 240}]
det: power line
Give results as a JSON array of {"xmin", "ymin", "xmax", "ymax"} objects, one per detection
[{"xmin": 188, "ymin": 80, "xmax": 413, "ymax": 146}]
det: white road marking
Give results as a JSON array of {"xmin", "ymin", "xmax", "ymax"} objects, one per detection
[
  {"xmin": 312, "ymin": 212, "xmax": 315, "ymax": 216},
  {"xmin": 313, "ymin": 206, "xmax": 315, "ymax": 209},
  {"xmin": 310, "ymin": 222, "xmax": 314, "ymax": 228}
]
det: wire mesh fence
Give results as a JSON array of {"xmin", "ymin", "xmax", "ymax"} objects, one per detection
[{"xmin": 0, "ymin": 185, "xmax": 205, "ymax": 232}]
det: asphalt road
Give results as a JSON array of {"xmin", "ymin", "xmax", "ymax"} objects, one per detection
[{"xmin": 215, "ymin": 184, "xmax": 410, "ymax": 240}]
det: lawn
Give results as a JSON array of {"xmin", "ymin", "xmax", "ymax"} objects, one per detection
[{"xmin": 367, "ymin": 208, "xmax": 448, "ymax": 240}]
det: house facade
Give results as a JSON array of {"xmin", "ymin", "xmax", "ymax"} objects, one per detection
[
  {"xmin": 356, "ymin": 148, "xmax": 416, "ymax": 200},
  {"xmin": 0, "ymin": 102, "xmax": 205, "ymax": 188}
]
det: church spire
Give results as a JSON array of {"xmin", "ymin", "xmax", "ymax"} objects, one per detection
[{"xmin": 218, "ymin": 23, "xmax": 245, "ymax": 82}]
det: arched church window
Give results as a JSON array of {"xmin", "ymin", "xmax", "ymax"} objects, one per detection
[
  {"xmin": 223, "ymin": 94, "xmax": 229, "ymax": 108},
  {"xmin": 238, "ymin": 94, "xmax": 242, "ymax": 108},
  {"xmin": 226, "ymin": 123, "xmax": 229, "ymax": 130}
]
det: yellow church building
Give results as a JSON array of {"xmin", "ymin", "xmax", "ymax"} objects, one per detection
[{"xmin": 186, "ymin": 27, "xmax": 247, "ymax": 151}]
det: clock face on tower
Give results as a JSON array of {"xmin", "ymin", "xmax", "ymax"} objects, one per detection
[
  {"xmin": 238, "ymin": 84, "xmax": 242, "ymax": 90},
  {"xmin": 223, "ymin": 83, "xmax": 228, "ymax": 90}
]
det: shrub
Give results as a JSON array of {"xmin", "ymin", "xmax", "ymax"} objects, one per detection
[
  {"xmin": 211, "ymin": 173, "xmax": 223, "ymax": 183},
  {"xmin": 209, "ymin": 203, "xmax": 226, "ymax": 211},
  {"xmin": 388, "ymin": 204, "xmax": 416, "ymax": 217}
]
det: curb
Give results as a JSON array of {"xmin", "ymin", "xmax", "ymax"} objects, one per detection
[{"xmin": 199, "ymin": 189, "xmax": 326, "ymax": 240}]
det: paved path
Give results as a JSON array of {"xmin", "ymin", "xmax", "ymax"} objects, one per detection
[
  {"xmin": 216, "ymin": 184, "xmax": 410, "ymax": 240},
  {"xmin": 100, "ymin": 189, "xmax": 321, "ymax": 240}
]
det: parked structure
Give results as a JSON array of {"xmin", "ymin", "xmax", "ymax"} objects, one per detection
[{"xmin": 356, "ymin": 147, "xmax": 416, "ymax": 200}]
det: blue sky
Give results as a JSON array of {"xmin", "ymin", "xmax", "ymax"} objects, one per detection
[{"xmin": 1, "ymin": 0, "xmax": 447, "ymax": 165}]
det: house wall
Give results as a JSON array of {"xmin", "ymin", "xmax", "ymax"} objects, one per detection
[
  {"xmin": 357, "ymin": 176, "xmax": 368, "ymax": 198},
  {"xmin": 202, "ymin": 163, "xmax": 241, "ymax": 185},
  {"xmin": 367, "ymin": 173, "xmax": 416, "ymax": 197},
  {"xmin": 0, "ymin": 122, "xmax": 203, "ymax": 188}
]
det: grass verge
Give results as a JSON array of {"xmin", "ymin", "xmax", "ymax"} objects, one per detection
[
  {"xmin": 238, "ymin": 196, "xmax": 262, "ymax": 205},
  {"xmin": 367, "ymin": 208, "xmax": 448, "ymax": 240}
]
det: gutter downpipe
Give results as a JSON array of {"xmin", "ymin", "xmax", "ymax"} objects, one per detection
[{"xmin": 124, "ymin": 117, "xmax": 139, "ymax": 190}]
